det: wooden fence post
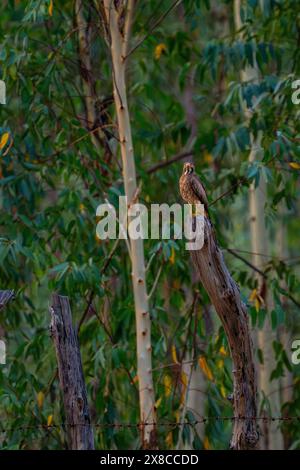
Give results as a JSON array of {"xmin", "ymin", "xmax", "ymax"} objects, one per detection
[
  {"xmin": 49, "ymin": 293, "xmax": 94, "ymax": 450},
  {"xmin": 0, "ymin": 290, "xmax": 14, "ymax": 363},
  {"xmin": 0, "ymin": 290, "xmax": 15, "ymax": 311}
]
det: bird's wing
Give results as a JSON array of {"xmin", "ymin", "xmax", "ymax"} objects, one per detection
[{"xmin": 190, "ymin": 175, "xmax": 209, "ymax": 211}]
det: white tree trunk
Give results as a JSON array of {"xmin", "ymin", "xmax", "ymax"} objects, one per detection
[
  {"xmin": 179, "ymin": 6, "xmax": 206, "ymax": 440},
  {"xmin": 182, "ymin": 357, "xmax": 206, "ymax": 447},
  {"xmin": 234, "ymin": 0, "xmax": 283, "ymax": 450},
  {"xmin": 102, "ymin": 0, "xmax": 157, "ymax": 449},
  {"xmin": 277, "ymin": 208, "xmax": 293, "ymax": 449},
  {"xmin": 249, "ymin": 143, "xmax": 283, "ymax": 450}
]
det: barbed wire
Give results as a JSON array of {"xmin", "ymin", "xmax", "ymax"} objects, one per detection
[{"xmin": 1, "ymin": 416, "xmax": 299, "ymax": 434}]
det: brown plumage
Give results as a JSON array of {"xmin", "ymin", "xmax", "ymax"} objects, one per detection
[{"xmin": 179, "ymin": 162, "xmax": 210, "ymax": 217}]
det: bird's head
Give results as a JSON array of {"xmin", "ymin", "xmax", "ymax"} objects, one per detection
[{"xmin": 183, "ymin": 162, "xmax": 195, "ymax": 175}]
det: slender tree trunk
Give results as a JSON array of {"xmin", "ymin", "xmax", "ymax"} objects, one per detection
[
  {"xmin": 248, "ymin": 142, "xmax": 283, "ymax": 450},
  {"xmin": 75, "ymin": 0, "xmax": 112, "ymax": 162},
  {"xmin": 182, "ymin": 357, "xmax": 206, "ymax": 447},
  {"xmin": 181, "ymin": 83, "xmax": 206, "ymax": 444},
  {"xmin": 49, "ymin": 294, "xmax": 94, "ymax": 450},
  {"xmin": 234, "ymin": 0, "xmax": 284, "ymax": 450},
  {"xmin": 178, "ymin": 5, "xmax": 206, "ymax": 442},
  {"xmin": 102, "ymin": 1, "xmax": 157, "ymax": 449},
  {"xmin": 277, "ymin": 208, "xmax": 293, "ymax": 449}
]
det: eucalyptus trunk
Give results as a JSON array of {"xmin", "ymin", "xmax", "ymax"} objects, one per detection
[
  {"xmin": 277, "ymin": 208, "xmax": 293, "ymax": 449},
  {"xmin": 102, "ymin": 0, "xmax": 157, "ymax": 449},
  {"xmin": 234, "ymin": 0, "xmax": 284, "ymax": 450}
]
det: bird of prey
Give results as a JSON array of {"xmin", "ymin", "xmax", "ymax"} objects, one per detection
[{"xmin": 179, "ymin": 162, "xmax": 210, "ymax": 218}]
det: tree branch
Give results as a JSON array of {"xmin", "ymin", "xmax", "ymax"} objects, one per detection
[
  {"xmin": 148, "ymin": 264, "xmax": 163, "ymax": 300},
  {"xmin": 188, "ymin": 217, "xmax": 259, "ymax": 449},
  {"xmin": 225, "ymin": 248, "xmax": 267, "ymax": 278},
  {"xmin": 124, "ymin": 0, "xmax": 183, "ymax": 59},
  {"xmin": 147, "ymin": 151, "xmax": 194, "ymax": 175},
  {"xmin": 123, "ymin": 0, "xmax": 135, "ymax": 57}
]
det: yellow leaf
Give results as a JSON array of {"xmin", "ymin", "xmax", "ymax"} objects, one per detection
[
  {"xmin": 169, "ymin": 247, "xmax": 175, "ymax": 265},
  {"xmin": 47, "ymin": 414, "xmax": 53, "ymax": 427},
  {"xmin": 249, "ymin": 288, "xmax": 263, "ymax": 311},
  {"xmin": 204, "ymin": 151, "xmax": 213, "ymax": 164},
  {"xmin": 79, "ymin": 203, "xmax": 85, "ymax": 213},
  {"xmin": 220, "ymin": 385, "xmax": 226, "ymax": 398},
  {"xmin": 154, "ymin": 43, "xmax": 167, "ymax": 60},
  {"xmin": 181, "ymin": 371, "xmax": 188, "ymax": 390},
  {"xmin": 180, "ymin": 371, "xmax": 188, "ymax": 404},
  {"xmin": 164, "ymin": 374, "xmax": 172, "ymax": 398},
  {"xmin": 289, "ymin": 162, "xmax": 300, "ymax": 170},
  {"xmin": 217, "ymin": 359, "xmax": 224, "ymax": 370},
  {"xmin": 198, "ymin": 356, "xmax": 213, "ymax": 381},
  {"xmin": 249, "ymin": 288, "xmax": 257, "ymax": 302},
  {"xmin": 203, "ymin": 436, "xmax": 211, "ymax": 450},
  {"xmin": 166, "ymin": 431, "xmax": 173, "ymax": 447},
  {"xmin": 171, "ymin": 345, "xmax": 178, "ymax": 364},
  {"xmin": 37, "ymin": 391, "xmax": 45, "ymax": 409},
  {"xmin": 219, "ymin": 345, "xmax": 227, "ymax": 357},
  {"xmin": 155, "ymin": 397, "xmax": 162, "ymax": 409},
  {"xmin": 132, "ymin": 375, "xmax": 138, "ymax": 384},
  {"xmin": 0, "ymin": 132, "xmax": 9, "ymax": 150},
  {"xmin": 48, "ymin": 0, "xmax": 53, "ymax": 16}
]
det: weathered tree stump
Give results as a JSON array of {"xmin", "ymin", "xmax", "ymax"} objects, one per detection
[
  {"xmin": 0, "ymin": 290, "xmax": 14, "ymax": 363},
  {"xmin": 190, "ymin": 217, "xmax": 259, "ymax": 450},
  {"xmin": 0, "ymin": 290, "xmax": 15, "ymax": 311},
  {"xmin": 49, "ymin": 294, "xmax": 94, "ymax": 450}
]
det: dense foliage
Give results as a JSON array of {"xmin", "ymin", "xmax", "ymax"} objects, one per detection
[{"xmin": 0, "ymin": 0, "xmax": 299, "ymax": 450}]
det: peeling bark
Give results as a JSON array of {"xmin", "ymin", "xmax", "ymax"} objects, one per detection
[
  {"xmin": 190, "ymin": 217, "xmax": 259, "ymax": 449},
  {"xmin": 0, "ymin": 290, "xmax": 15, "ymax": 311},
  {"xmin": 102, "ymin": 0, "xmax": 157, "ymax": 449},
  {"xmin": 49, "ymin": 294, "xmax": 94, "ymax": 450},
  {"xmin": 0, "ymin": 290, "xmax": 15, "ymax": 337}
]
